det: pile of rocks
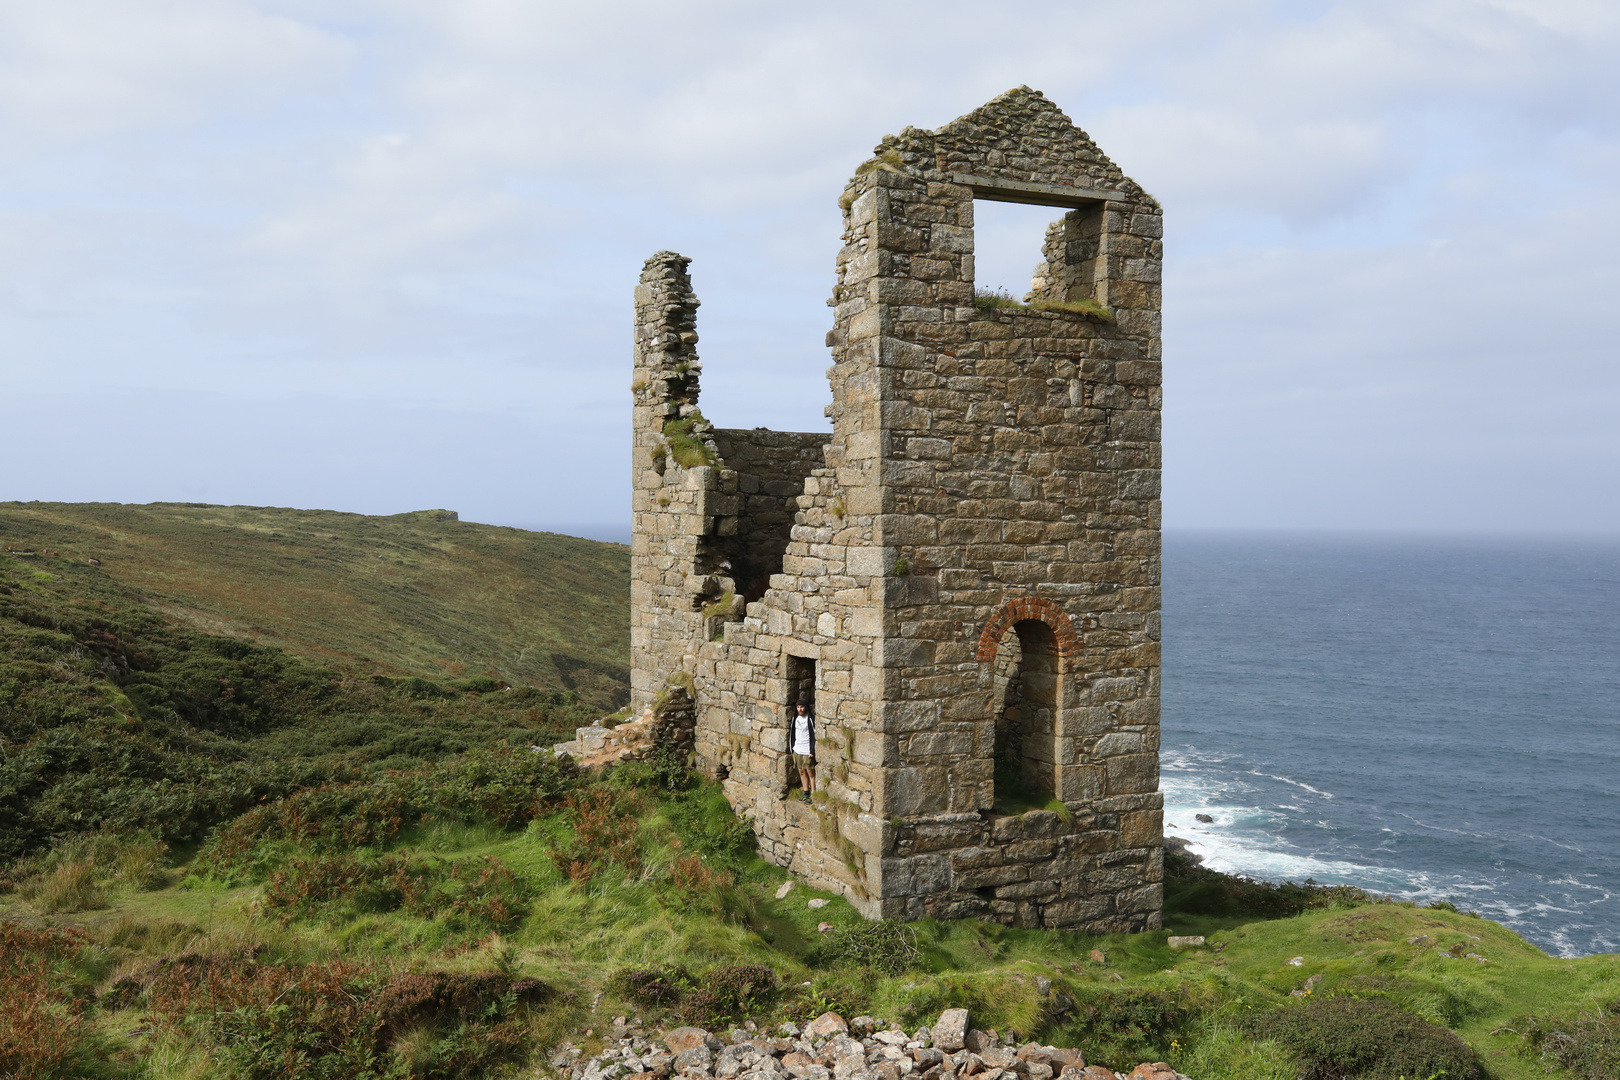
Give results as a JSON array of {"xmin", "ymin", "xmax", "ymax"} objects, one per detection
[
  {"xmin": 551, "ymin": 1009, "xmax": 1190, "ymax": 1080},
  {"xmin": 553, "ymin": 696, "xmax": 697, "ymax": 770}
]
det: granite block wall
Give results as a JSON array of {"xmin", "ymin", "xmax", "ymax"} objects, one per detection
[{"xmin": 627, "ymin": 87, "xmax": 1163, "ymax": 932}]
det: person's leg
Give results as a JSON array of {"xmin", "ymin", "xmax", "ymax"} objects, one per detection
[{"xmin": 801, "ymin": 759, "xmax": 815, "ymax": 795}]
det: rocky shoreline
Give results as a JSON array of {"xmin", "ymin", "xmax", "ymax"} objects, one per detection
[{"xmin": 552, "ymin": 1009, "xmax": 1191, "ymax": 1080}]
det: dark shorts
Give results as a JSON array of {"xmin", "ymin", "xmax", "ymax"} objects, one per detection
[{"xmin": 792, "ymin": 753, "xmax": 814, "ymax": 771}]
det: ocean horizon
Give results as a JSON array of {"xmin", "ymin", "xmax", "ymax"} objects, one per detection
[{"xmin": 1163, "ymin": 528, "xmax": 1620, "ymax": 957}]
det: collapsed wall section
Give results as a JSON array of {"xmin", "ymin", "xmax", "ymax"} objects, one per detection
[
  {"xmin": 627, "ymin": 254, "xmax": 871, "ymax": 906},
  {"xmin": 710, "ymin": 429, "xmax": 827, "ymax": 605}
]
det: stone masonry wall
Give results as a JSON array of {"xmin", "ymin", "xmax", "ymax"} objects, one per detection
[{"xmin": 629, "ymin": 88, "xmax": 1163, "ymax": 932}]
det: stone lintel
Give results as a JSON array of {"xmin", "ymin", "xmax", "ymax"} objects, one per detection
[{"xmin": 952, "ymin": 173, "xmax": 1130, "ymax": 209}]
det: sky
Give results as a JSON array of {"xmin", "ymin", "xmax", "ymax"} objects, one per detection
[{"xmin": 2, "ymin": 0, "xmax": 1617, "ymax": 539}]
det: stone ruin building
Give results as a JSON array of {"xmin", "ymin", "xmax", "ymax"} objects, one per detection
[{"xmin": 623, "ymin": 87, "xmax": 1162, "ymax": 932}]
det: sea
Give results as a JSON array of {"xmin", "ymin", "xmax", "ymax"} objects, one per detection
[{"xmin": 1162, "ymin": 531, "xmax": 1620, "ymax": 958}]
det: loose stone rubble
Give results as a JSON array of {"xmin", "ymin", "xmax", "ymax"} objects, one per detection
[
  {"xmin": 551, "ymin": 1011, "xmax": 1189, "ymax": 1080},
  {"xmin": 555, "ymin": 699, "xmax": 697, "ymax": 770}
]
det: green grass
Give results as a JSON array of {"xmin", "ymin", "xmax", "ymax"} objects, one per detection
[
  {"xmin": 0, "ymin": 502, "xmax": 628, "ymax": 859},
  {"xmin": 0, "ymin": 501, "xmax": 629, "ymax": 695},
  {"xmin": 5, "ymin": 502, "xmax": 1618, "ymax": 1080},
  {"xmin": 662, "ymin": 414, "xmax": 718, "ymax": 469},
  {"xmin": 6, "ymin": 751, "xmax": 1619, "ymax": 1079},
  {"xmin": 972, "ymin": 287, "xmax": 1116, "ymax": 323}
]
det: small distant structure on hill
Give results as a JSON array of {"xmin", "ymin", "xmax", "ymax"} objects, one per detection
[{"xmin": 576, "ymin": 88, "xmax": 1164, "ymax": 931}]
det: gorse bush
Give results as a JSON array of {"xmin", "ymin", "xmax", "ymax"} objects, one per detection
[
  {"xmin": 807, "ymin": 920, "xmax": 921, "ymax": 976},
  {"xmin": 1164, "ymin": 851, "xmax": 1380, "ymax": 919},
  {"xmin": 1063, "ymin": 985, "xmax": 1189, "ymax": 1062},
  {"xmin": 1253, "ymin": 996, "xmax": 1485, "ymax": 1080},
  {"xmin": 197, "ymin": 746, "xmax": 579, "ymax": 879}
]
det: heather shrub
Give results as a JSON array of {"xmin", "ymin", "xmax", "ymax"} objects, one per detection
[
  {"xmin": 263, "ymin": 850, "xmax": 529, "ymax": 932},
  {"xmin": 674, "ymin": 987, "xmax": 727, "ymax": 1027},
  {"xmin": 142, "ymin": 952, "xmax": 552, "ymax": 1080},
  {"xmin": 701, "ymin": 964, "xmax": 778, "ymax": 1016},
  {"xmin": 606, "ymin": 964, "xmax": 775, "ymax": 1025},
  {"xmin": 612, "ymin": 966, "xmax": 694, "ymax": 1010}
]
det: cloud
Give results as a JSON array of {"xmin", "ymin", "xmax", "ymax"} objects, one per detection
[
  {"xmin": 2, "ymin": 0, "xmax": 1618, "ymax": 530},
  {"xmin": 0, "ymin": 1, "xmax": 350, "ymax": 146}
]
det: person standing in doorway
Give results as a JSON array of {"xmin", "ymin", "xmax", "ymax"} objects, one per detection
[{"xmin": 790, "ymin": 694, "xmax": 816, "ymax": 800}]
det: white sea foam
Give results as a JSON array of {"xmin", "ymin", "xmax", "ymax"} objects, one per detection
[
  {"xmin": 1392, "ymin": 812, "xmax": 1492, "ymax": 838},
  {"xmin": 1166, "ymin": 760, "xmax": 1459, "ymax": 896},
  {"xmin": 1162, "ymin": 751, "xmax": 1620, "ymax": 957},
  {"xmin": 1258, "ymin": 772, "xmax": 1334, "ymax": 798}
]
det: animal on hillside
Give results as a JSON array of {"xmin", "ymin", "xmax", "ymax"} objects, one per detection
[{"xmin": 87, "ymin": 557, "xmax": 103, "ymax": 566}]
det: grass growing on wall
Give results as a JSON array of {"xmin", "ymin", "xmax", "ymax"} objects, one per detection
[
  {"xmin": 972, "ymin": 287, "xmax": 1116, "ymax": 323},
  {"xmin": 663, "ymin": 414, "xmax": 718, "ymax": 469}
]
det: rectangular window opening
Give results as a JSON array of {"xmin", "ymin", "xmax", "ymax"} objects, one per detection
[{"xmin": 971, "ymin": 199, "xmax": 1106, "ymax": 312}]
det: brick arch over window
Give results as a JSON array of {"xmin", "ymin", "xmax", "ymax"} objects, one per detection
[{"xmin": 974, "ymin": 598, "xmax": 1082, "ymax": 662}]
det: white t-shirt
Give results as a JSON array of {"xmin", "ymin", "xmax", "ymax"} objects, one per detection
[{"xmin": 791, "ymin": 712, "xmax": 814, "ymax": 755}]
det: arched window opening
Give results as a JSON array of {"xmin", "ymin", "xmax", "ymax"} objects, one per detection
[{"xmin": 992, "ymin": 619, "xmax": 1058, "ymax": 813}]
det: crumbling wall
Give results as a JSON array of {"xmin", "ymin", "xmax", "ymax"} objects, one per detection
[
  {"xmin": 710, "ymin": 429, "xmax": 827, "ymax": 605},
  {"xmin": 553, "ymin": 688, "xmax": 697, "ymax": 770},
  {"xmin": 629, "ymin": 253, "xmax": 735, "ymax": 706}
]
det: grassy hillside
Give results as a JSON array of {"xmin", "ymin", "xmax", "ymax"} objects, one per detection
[
  {"xmin": 4, "ymin": 501, "xmax": 1618, "ymax": 1080},
  {"xmin": 0, "ymin": 502, "xmax": 629, "ymax": 701},
  {"xmin": 0, "ymin": 502, "xmax": 629, "ymax": 859},
  {"xmin": 3, "ymin": 754, "xmax": 1618, "ymax": 1080}
]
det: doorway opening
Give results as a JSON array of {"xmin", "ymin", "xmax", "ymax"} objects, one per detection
[{"xmin": 785, "ymin": 655, "xmax": 816, "ymax": 794}]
